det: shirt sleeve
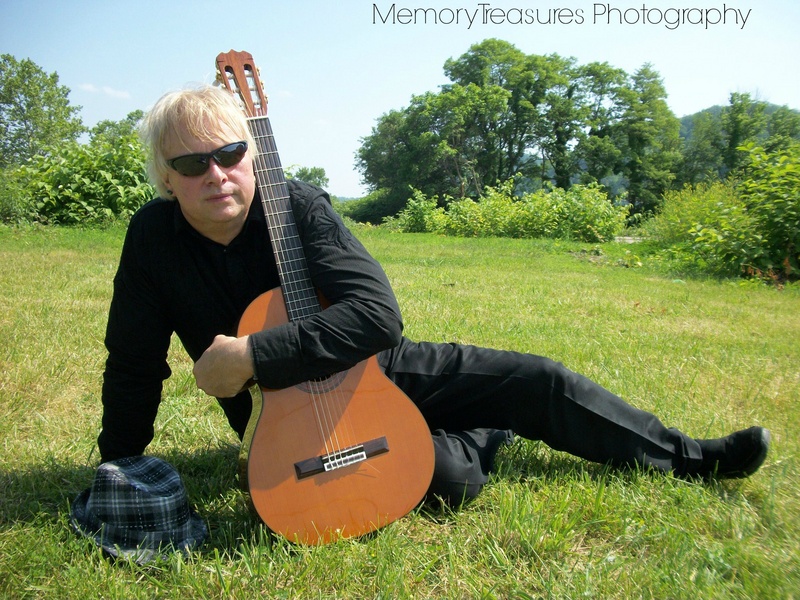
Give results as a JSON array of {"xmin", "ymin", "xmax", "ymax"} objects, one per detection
[
  {"xmin": 248, "ymin": 181, "xmax": 403, "ymax": 389},
  {"xmin": 97, "ymin": 211, "xmax": 173, "ymax": 462}
]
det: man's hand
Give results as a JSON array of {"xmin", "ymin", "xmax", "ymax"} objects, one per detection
[{"xmin": 193, "ymin": 334, "xmax": 254, "ymax": 398}]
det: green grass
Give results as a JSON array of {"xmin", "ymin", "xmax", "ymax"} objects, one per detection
[{"xmin": 1, "ymin": 224, "xmax": 798, "ymax": 598}]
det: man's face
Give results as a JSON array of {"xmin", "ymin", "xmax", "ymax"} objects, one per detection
[{"xmin": 162, "ymin": 123, "xmax": 256, "ymax": 245}]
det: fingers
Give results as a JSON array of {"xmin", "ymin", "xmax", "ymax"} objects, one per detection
[{"xmin": 193, "ymin": 335, "xmax": 254, "ymax": 398}]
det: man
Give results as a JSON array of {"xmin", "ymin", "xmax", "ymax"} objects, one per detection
[{"xmin": 98, "ymin": 85, "xmax": 769, "ymax": 507}]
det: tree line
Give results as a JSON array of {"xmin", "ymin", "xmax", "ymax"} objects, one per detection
[
  {"xmin": 2, "ymin": 47, "xmax": 798, "ymax": 236},
  {"xmin": 351, "ymin": 39, "xmax": 800, "ymax": 223}
]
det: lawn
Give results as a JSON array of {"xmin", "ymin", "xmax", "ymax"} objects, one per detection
[{"xmin": 1, "ymin": 223, "xmax": 797, "ymax": 598}]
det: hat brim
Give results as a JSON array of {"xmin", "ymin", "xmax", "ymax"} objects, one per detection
[{"xmin": 70, "ymin": 488, "xmax": 208, "ymax": 565}]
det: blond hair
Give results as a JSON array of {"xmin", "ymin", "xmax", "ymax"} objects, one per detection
[{"xmin": 139, "ymin": 85, "xmax": 257, "ymax": 198}]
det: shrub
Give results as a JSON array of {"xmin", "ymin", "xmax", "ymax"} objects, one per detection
[
  {"xmin": 643, "ymin": 182, "xmax": 754, "ymax": 277},
  {"xmin": 515, "ymin": 184, "xmax": 628, "ymax": 243},
  {"xmin": 15, "ymin": 133, "xmax": 153, "ymax": 224},
  {"xmin": 737, "ymin": 143, "xmax": 800, "ymax": 279},
  {"xmin": 392, "ymin": 180, "xmax": 627, "ymax": 243},
  {"xmin": 339, "ymin": 188, "xmax": 408, "ymax": 225},
  {"xmin": 641, "ymin": 182, "xmax": 739, "ymax": 247},
  {"xmin": 0, "ymin": 167, "xmax": 28, "ymax": 223},
  {"xmin": 644, "ymin": 144, "xmax": 799, "ymax": 281},
  {"xmin": 504, "ymin": 187, "xmax": 564, "ymax": 239},
  {"xmin": 440, "ymin": 181, "xmax": 512, "ymax": 237},
  {"xmin": 391, "ymin": 188, "xmax": 446, "ymax": 233}
]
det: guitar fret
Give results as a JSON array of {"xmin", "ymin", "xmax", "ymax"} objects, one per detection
[
  {"xmin": 285, "ymin": 295, "xmax": 318, "ymax": 307},
  {"xmin": 276, "ymin": 260, "xmax": 306, "ymax": 270},
  {"xmin": 284, "ymin": 294, "xmax": 321, "ymax": 320},
  {"xmin": 273, "ymin": 253, "xmax": 303, "ymax": 263},
  {"xmin": 283, "ymin": 265, "xmax": 313, "ymax": 278},
  {"xmin": 269, "ymin": 229, "xmax": 302, "ymax": 239},
  {"xmin": 282, "ymin": 289, "xmax": 315, "ymax": 301},
  {"xmin": 285, "ymin": 296, "xmax": 318, "ymax": 307},
  {"xmin": 281, "ymin": 285, "xmax": 315, "ymax": 299}
]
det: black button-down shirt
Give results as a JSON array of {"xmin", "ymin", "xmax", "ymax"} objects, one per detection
[{"xmin": 98, "ymin": 179, "xmax": 402, "ymax": 462}]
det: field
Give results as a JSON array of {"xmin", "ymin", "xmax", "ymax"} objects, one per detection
[{"xmin": 1, "ymin": 224, "xmax": 798, "ymax": 598}]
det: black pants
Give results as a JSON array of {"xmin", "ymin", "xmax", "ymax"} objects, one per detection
[{"xmin": 378, "ymin": 337, "xmax": 703, "ymax": 503}]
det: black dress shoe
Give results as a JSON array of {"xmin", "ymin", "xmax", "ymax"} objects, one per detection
[{"xmin": 696, "ymin": 426, "xmax": 771, "ymax": 479}]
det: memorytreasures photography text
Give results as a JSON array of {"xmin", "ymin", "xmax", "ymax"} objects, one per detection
[{"xmin": 371, "ymin": 3, "xmax": 753, "ymax": 30}]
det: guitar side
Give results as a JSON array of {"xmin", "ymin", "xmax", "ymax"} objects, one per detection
[{"xmin": 237, "ymin": 288, "xmax": 435, "ymax": 545}]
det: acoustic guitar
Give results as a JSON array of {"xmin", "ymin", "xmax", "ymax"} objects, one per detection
[{"xmin": 215, "ymin": 50, "xmax": 435, "ymax": 545}]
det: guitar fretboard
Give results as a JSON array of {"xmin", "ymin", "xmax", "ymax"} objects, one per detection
[{"xmin": 249, "ymin": 116, "xmax": 321, "ymax": 322}]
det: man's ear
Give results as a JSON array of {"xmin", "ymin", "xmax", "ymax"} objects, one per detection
[{"xmin": 162, "ymin": 173, "xmax": 174, "ymax": 198}]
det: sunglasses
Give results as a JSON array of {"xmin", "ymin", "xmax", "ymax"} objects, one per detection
[{"xmin": 166, "ymin": 141, "xmax": 248, "ymax": 177}]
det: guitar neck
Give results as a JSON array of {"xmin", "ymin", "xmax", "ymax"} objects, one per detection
[{"xmin": 248, "ymin": 115, "xmax": 321, "ymax": 322}]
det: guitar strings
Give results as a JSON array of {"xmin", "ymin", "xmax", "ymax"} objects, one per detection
[
  {"xmin": 250, "ymin": 118, "xmax": 338, "ymax": 457},
  {"xmin": 252, "ymin": 121, "xmax": 340, "ymax": 459},
  {"xmin": 249, "ymin": 117, "xmax": 358, "ymax": 465}
]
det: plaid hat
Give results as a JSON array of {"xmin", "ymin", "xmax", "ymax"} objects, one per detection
[{"xmin": 70, "ymin": 456, "xmax": 207, "ymax": 564}]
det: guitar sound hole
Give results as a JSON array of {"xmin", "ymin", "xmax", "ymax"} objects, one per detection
[{"xmin": 296, "ymin": 370, "xmax": 347, "ymax": 394}]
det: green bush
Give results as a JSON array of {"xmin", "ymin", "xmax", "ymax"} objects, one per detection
[
  {"xmin": 644, "ymin": 144, "xmax": 799, "ymax": 280},
  {"xmin": 640, "ymin": 182, "xmax": 739, "ymax": 247},
  {"xmin": 14, "ymin": 133, "xmax": 153, "ymax": 224},
  {"xmin": 442, "ymin": 181, "xmax": 516, "ymax": 238},
  {"xmin": 503, "ymin": 186, "xmax": 565, "ymax": 239},
  {"xmin": 514, "ymin": 184, "xmax": 628, "ymax": 242},
  {"xmin": 737, "ymin": 142, "xmax": 800, "ymax": 279},
  {"xmin": 642, "ymin": 182, "xmax": 748, "ymax": 276},
  {"xmin": 392, "ymin": 180, "xmax": 628, "ymax": 243},
  {"xmin": 339, "ymin": 188, "xmax": 408, "ymax": 225},
  {"xmin": 0, "ymin": 168, "xmax": 28, "ymax": 223},
  {"xmin": 388, "ymin": 188, "xmax": 447, "ymax": 233}
]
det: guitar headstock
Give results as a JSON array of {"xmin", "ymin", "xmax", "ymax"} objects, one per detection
[{"xmin": 215, "ymin": 50, "xmax": 267, "ymax": 117}]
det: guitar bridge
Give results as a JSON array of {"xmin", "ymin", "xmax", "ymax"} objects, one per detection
[{"xmin": 294, "ymin": 437, "xmax": 389, "ymax": 480}]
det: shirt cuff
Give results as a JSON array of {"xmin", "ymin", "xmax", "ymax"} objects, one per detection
[{"xmin": 248, "ymin": 322, "xmax": 303, "ymax": 389}]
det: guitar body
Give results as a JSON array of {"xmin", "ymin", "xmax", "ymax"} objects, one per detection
[{"xmin": 237, "ymin": 288, "xmax": 435, "ymax": 545}]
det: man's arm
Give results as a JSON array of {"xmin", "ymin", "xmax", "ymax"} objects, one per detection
[
  {"xmin": 246, "ymin": 180, "xmax": 403, "ymax": 390},
  {"xmin": 97, "ymin": 207, "xmax": 174, "ymax": 462}
]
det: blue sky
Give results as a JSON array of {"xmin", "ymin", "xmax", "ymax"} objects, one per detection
[{"xmin": 2, "ymin": 0, "xmax": 798, "ymax": 197}]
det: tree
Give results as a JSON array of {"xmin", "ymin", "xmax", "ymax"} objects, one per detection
[
  {"xmin": 356, "ymin": 42, "xmax": 685, "ymax": 220},
  {"xmin": 356, "ymin": 98, "xmax": 451, "ymax": 215},
  {"xmin": 427, "ymin": 82, "xmax": 512, "ymax": 196},
  {"xmin": 576, "ymin": 62, "xmax": 628, "ymax": 190},
  {"xmin": 677, "ymin": 110, "xmax": 724, "ymax": 185},
  {"xmin": 534, "ymin": 54, "xmax": 588, "ymax": 189},
  {"xmin": 0, "ymin": 54, "xmax": 85, "ymax": 168},
  {"xmin": 720, "ymin": 92, "xmax": 766, "ymax": 175},
  {"xmin": 443, "ymin": 38, "xmax": 528, "ymax": 89},
  {"xmin": 444, "ymin": 40, "xmax": 543, "ymax": 187},
  {"xmin": 764, "ymin": 105, "xmax": 800, "ymax": 153},
  {"xmin": 285, "ymin": 165, "xmax": 329, "ymax": 188},
  {"xmin": 90, "ymin": 110, "xmax": 143, "ymax": 146},
  {"xmin": 617, "ymin": 64, "xmax": 681, "ymax": 214},
  {"xmin": 357, "ymin": 83, "xmax": 512, "ymax": 213}
]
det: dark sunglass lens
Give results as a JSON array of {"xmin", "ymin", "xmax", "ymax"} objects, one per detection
[
  {"xmin": 214, "ymin": 143, "xmax": 247, "ymax": 167},
  {"xmin": 171, "ymin": 156, "xmax": 209, "ymax": 177}
]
